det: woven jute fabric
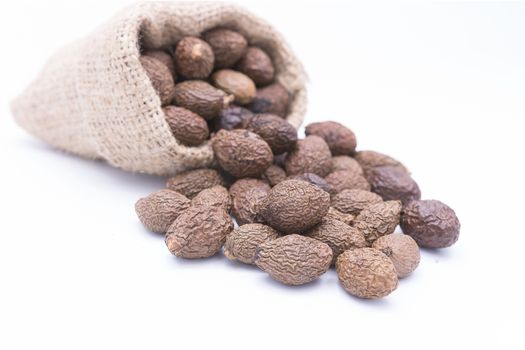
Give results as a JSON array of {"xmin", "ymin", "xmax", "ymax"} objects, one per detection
[{"xmin": 11, "ymin": 1, "xmax": 307, "ymax": 176}]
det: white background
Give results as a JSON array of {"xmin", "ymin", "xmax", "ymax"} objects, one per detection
[{"xmin": 0, "ymin": 1, "xmax": 524, "ymax": 349}]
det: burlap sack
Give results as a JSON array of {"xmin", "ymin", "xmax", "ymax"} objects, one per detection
[{"xmin": 11, "ymin": 1, "xmax": 307, "ymax": 176}]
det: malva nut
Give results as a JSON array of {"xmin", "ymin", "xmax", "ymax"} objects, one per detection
[
  {"xmin": 261, "ymin": 165, "xmax": 287, "ymax": 187},
  {"xmin": 246, "ymin": 113, "xmax": 298, "ymax": 154},
  {"xmin": 212, "ymin": 69, "xmax": 256, "ymax": 105},
  {"xmin": 366, "ymin": 165, "xmax": 421, "ymax": 205},
  {"xmin": 305, "ymin": 121, "xmax": 357, "ymax": 155},
  {"xmin": 324, "ymin": 169, "xmax": 370, "ymax": 195},
  {"xmin": 248, "ymin": 82, "xmax": 290, "ymax": 117},
  {"xmin": 174, "ymin": 36, "xmax": 215, "ymax": 79},
  {"xmin": 214, "ymin": 105, "xmax": 253, "ymax": 130},
  {"xmin": 236, "ymin": 46, "xmax": 275, "ymax": 86},
  {"xmin": 163, "ymin": 106, "xmax": 209, "ymax": 146},
  {"xmin": 229, "ymin": 178, "xmax": 270, "ymax": 225},
  {"xmin": 142, "ymin": 50, "xmax": 177, "ymax": 79},
  {"xmin": 135, "ymin": 189, "xmax": 190, "ymax": 233},
  {"xmin": 191, "ymin": 185, "xmax": 231, "ymax": 212},
  {"xmin": 331, "ymin": 189, "xmax": 383, "ymax": 215},
  {"xmin": 325, "ymin": 207, "xmax": 355, "ymax": 226},
  {"xmin": 331, "ymin": 155, "xmax": 364, "ymax": 174},
  {"xmin": 140, "ymin": 55, "xmax": 176, "ymax": 106},
  {"xmin": 166, "ymin": 168, "xmax": 225, "ymax": 199},
  {"xmin": 372, "ymin": 234, "xmax": 420, "ymax": 278},
  {"xmin": 223, "ymin": 223, "xmax": 279, "ymax": 264},
  {"xmin": 289, "ymin": 172, "xmax": 331, "ymax": 193},
  {"xmin": 203, "ymin": 28, "xmax": 248, "ymax": 69},
  {"xmin": 354, "ymin": 150, "xmax": 409, "ymax": 176},
  {"xmin": 173, "ymin": 80, "xmax": 234, "ymax": 120},
  {"xmin": 354, "ymin": 200, "xmax": 402, "ymax": 244},
  {"xmin": 284, "ymin": 135, "xmax": 332, "ymax": 177}
]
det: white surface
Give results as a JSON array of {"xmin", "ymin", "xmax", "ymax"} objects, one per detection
[{"xmin": 0, "ymin": 1, "xmax": 524, "ymax": 349}]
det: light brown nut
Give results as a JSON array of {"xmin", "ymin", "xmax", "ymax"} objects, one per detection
[
  {"xmin": 354, "ymin": 201, "xmax": 402, "ymax": 244},
  {"xmin": 214, "ymin": 105, "xmax": 254, "ymax": 131},
  {"xmin": 166, "ymin": 168, "xmax": 225, "ymax": 199},
  {"xmin": 165, "ymin": 206, "xmax": 233, "ymax": 258},
  {"xmin": 331, "ymin": 189, "xmax": 383, "ymax": 215},
  {"xmin": 135, "ymin": 189, "xmax": 190, "ymax": 233},
  {"xmin": 260, "ymin": 180, "xmax": 330, "ymax": 233},
  {"xmin": 174, "ymin": 37, "xmax": 214, "ymax": 79},
  {"xmin": 142, "ymin": 50, "xmax": 176, "ymax": 79},
  {"xmin": 336, "ymin": 248, "xmax": 398, "ymax": 299},
  {"xmin": 203, "ymin": 28, "xmax": 248, "ymax": 69},
  {"xmin": 191, "ymin": 185, "xmax": 231, "ymax": 212},
  {"xmin": 331, "ymin": 156, "xmax": 363, "ymax": 174},
  {"xmin": 366, "ymin": 165, "xmax": 421, "ymax": 205},
  {"xmin": 236, "ymin": 46, "xmax": 275, "ymax": 86},
  {"xmin": 246, "ymin": 114, "xmax": 297, "ymax": 154},
  {"xmin": 163, "ymin": 106, "xmax": 209, "ymax": 146},
  {"xmin": 173, "ymin": 80, "xmax": 233, "ymax": 120},
  {"xmin": 284, "ymin": 136, "xmax": 332, "ymax": 177},
  {"xmin": 324, "ymin": 169, "xmax": 370, "ymax": 195},
  {"xmin": 140, "ymin": 56, "xmax": 175, "ymax": 106},
  {"xmin": 255, "ymin": 234, "xmax": 333, "ymax": 285},
  {"xmin": 261, "ymin": 165, "xmax": 287, "ymax": 187},
  {"xmin": 325, "ymin": 207, "xmax": 355, "ymax": 226},
  {"xmin": 229, "ymin": 178, "xmax": 271, "ymax": 225},
  {"xmin": 224, "ymin": 223, "xmax": 280, "ymax": 264},
  {"xmin": 372, "ymin": 234, "xmax": 420, "ymax": 278},
  {"xmin": 212, "ymin": 69, "xmax": 256, "ymax": 105},
  {"xmin": 248, "ymin": 83, "xmax": 290, "ymax": 117},
  {"xmin": 354, "ymin": 150, "xmax": 409, "ymax": 175},
  {"xmin": 212, "ymin": 129, "xmax": 273, "ymax": 178},
  {"xmin": 305, "ymin": 121, "xmax": 357, "ymax": 155},
  {"xmin": 289, "ymin": 173, "xmax": 331, "ymax": 193}
]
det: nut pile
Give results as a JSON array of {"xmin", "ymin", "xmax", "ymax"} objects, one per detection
[{"xmin": 135, "ymin": 28, "xmax": 460, "ymax": 299}]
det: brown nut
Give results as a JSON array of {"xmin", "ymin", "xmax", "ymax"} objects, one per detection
[
  {"xmin": 212, "ymin": 69, "xmax": 256, "ymax": 105},
  {"xmin": 140, "ymin": 56, "xmax": 176, "ymax": 106},
  {"xmin": 324, "ymin": 169, "xmax": 370, "ymax": 195},
  {"xmin": 163, "ymin": 106, "xmax": 209, "ymax": 146},
  {"xmin": 260, "ymin": 179, "xmax": 330, "ymax": 233},
  {"xmin": 248, "ymin": 83, "xmax": 290, "ymax": 117},
  {"xmin": 354, "ymin": 200, "xmax": 402, "ymax": 244},
  {"xmin": 223, "ymin": 223, "xmax": 280, "ymax": 264},
  {"xmin": 261, "ymin": 165, "xmax": 287, "ymax": 187},
  {"xmin": 173, "ymin": 80, "xmax": 233, "ymax": 120},
  {"xmin": 255, "ymin": 234, "xmax": 333, "ymax": 285},
  {"xmin": 354, "ymin": 150, "xmax": 409, "ymax": 176},
  {"xmin": 246, "ymin": 114, "xmax": 298, "ymax": 154},
  {"xmin": 165, "ymin": 206, "xmax": 233, "ymax": 258},
  {"xmin": 236, "ymin": 46, "xmax": 275, "ymax": 86},
  {"xmin": 191, "ymin": 185, "xmax": 231, "ymax": 212},
  {"xmin": 372, "ymin": 234, "xmax": 420, "ymax": 278},
  {"xmin": 325, "ymin": 207, "xmax": 355, "ymax": 226},
  {"xmin": 135, "ymin": 189, "xmax": 190, "ymax": 233},
  {"xmin": 305, "ymin": 121, "xmax": 357, "ymax": 155},
  {"xmin": 289, "ymin": 173, "xmax": 331, "ymax": 193},
  {"xmin": 174, "ymin": 37, "xmax": 214, "ymax": 79},
  {"xmin": 142, "ymin": 50, "xmax": 176, "ymax": 79},
  {"xmin": 400, "ymin": 200, "xmax": 460, "ymax": 248},
  {"xmin": 229, "ymin": 178, "xmax": 271, "ymax": 225},
  {"xmin": 336, "ymin": 248, "xmax": 398, "ymax": 299},
  {"xmin": 331, "ymin": 189, "xmax": 383, "ymax": 215},
  {"xmin": 366, "ymin": 165, "xmax": 421, "ymax": 205},
  {"xmin": 331, "ymin": 156, "xmax": 364, "ymax": 174},
  {"xmin": 214, "ymin": 105, "xmax": 254, "ymax": 131},
  {"xmin": 203, "ymin": 28, "xmax": 248, "ymax": 69},
  {"xmin": 284, "ymin": 136, "xmax": 332, "ymax": 177},
  {"xmin": 166, "ymin": 168, "xmax": 225, "ymax": 199},
  {"xmin": 212, "ymin": 129, "xmax": 273, "ymax": 178}
]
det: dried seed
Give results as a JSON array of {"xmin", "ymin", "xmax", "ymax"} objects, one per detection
[
  {"xmin": 173, "ymin": 80, "xmax": 233, "ymax": 120},
  {"xmin": 140, "ymin": 56, "xmax": 175, "ymax": 106},
  {"xmin": 354, "ymin": 150, "xmax": 409, "ymax": 176},
  {"xmin": 229, "ymin": 178, "xmax": 271, "ymax": 225},
  {"xmin": 305, "ymin": 121, "xmax": 357, "ymax": 155},
  {"xmin": 289, "ymin": 173, "xmax": 331, "ymax": 193},
  {"xmin": 174, "ymin": 37, "xmax": 214, "ymax": 79},
  {"xmin": 163, "ymin": 106, "xmax": 209, "ymax": 146},
  {"xmin": 248, "ymin": 83, "xmax": 290, "ymax": 117},
  {"xmin": 331, "ymin": 189, "xmax": 383, "ymax": 215},
  {"xmin": 354, "ymin": 200, "xmax": 402, "ymax": 244},
  {"xmin": 166, "ymin": 168, "xmax": 225, "ymax": 199},
  {"xmin": 324, "ymin": 169, "xmax": 370, "ymax": 195},
  {"xmin": 203, "ymin": 28, "xmax": 248, "ymax": 69},
  {"xmin": 224, "ymin": 223, "xmax": 280, "ymax": 264},
  {"xmin": 191, "ymin": 185, "xmax": 231, "ymax": 212},
  {"xmin": 135, "ymin": 189, "xmax": 190, "ymax": 233},
  {"xmin": 261, "ymin": 165, "xmax": 287, "ymax": 187},
  {"xmin": 372, "ymin": 234, "xmax": 420, "ymax": 278},
  {"xmin": 284, "ymin": 136, "xmax": 332, "ymax": 177},
  {"xmin": 214, "ymin": 105, "xmax": 254, "ymax": 131},
  {"xmin": 142, "ymin": 50, "xmax": 176, "ymax": 80},
  {"xmin": 236, "ymin": 46, "xmax": 275, "ymax": 86},
  {"xmin": 212, "ymin": 69, "xmax": 256, "ymax": 105},
  {"xmin": 246, "ymin": 113, "xmax": 297, "ymax": 154},
  {"xmin": 331, "ymin": 156, "xmax": 363, "ymax": 174},
  {"xmin": 325, "ymin": 207, "xmax": 355, "ymax": 226},
  {"xmin": 366, "ymin": 165, "xmax": 421, "ymax": 205}
]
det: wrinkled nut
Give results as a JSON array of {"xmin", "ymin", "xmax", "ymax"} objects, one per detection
[
  {"xmin": 140, "ymin": 56, "xmax": 176, "ymax": 106},
  {"xmin": 142, "ymin": 50, "xmax": 176, "ymax": 79},
  {"xmin": 165, "ymin": 206, "xmax": 233, "ymax": 259},
  {"xmin": 325, "ymin": 207, "xmax": 355, "ymax": 226},
  {"xmin": 261, "ymin": 165, "xmax": 287, "ymax": 187},
  {"xmin": 229, "ymin": 178, "xmax": 271, "ymax": 225},
  {"xmin": 324, "ymin": 169, "xmax": 370, "ymax": 195},
  {"xmin": 331, "ymin": 189, "xmax": 383, "ymax": 215},
  {"xmin": 212, "ymin": 129, "xmax": 273, "ymax": 178},
  {"xmin": 246, "ymin": 114, "xmax": 298, "ymax": 154},
  {"xmin": 400, "ymin": 200, "xmax": 460, "ymax": 248},
  {"xmin": 163, "ymin": 106, "xmax": 209, "ymax": 146},
  {"xmin": 174, "ymin": 37, "xmax": 214, "ymax": 79},
  {"xmin": 331, "ymin": 156, "xmax": 364, "ymax": 174},
  {"xmin": 305, "ymin": 121, "xmax": 357, "ymax": 156},
  {"xmin": 260, "ymin": 180, "xmax": 330, "ymax": 233},
  {"xmin": 255, "ymin": 234, "xmax": 333, "ymax": 285},
  {"xmin": 191, "ymin": 185, "xmax": 231, "ymax": 212},
  {"xmin": 214, "ymin": 105, "xmax": 254, "ymax": 131},
  {"xmin": 173, "ymin": 80, "xmax": 233, "ymax": 120},
  {"xmin": 248, "ymin": 83, "xmax": 290, "ymax": 117},
  {"xmin": 372, "ymin": 234, "xmax": 420, "ymax": 278},
  {"xmin": 366, "ymin": 165, "xmax": 421, "ymax": 205},
  {"xmin": 336, "ymin": 248, "xmax": 398, "ymax": 299},
  {"xmin": 285, "ymin": 136, "xmax": 332, "ymax": 177},
  {"xmin": 289, "ymin": 173, "xmax": 331, "ymax": 193},
  {"xmin": 236, "ymin": 46, "xmax": 275, "ymax": 86},
  {"xmin": 212, "ymin": 69, "xmax": 256, "ymax": 105},
  {"xmin": 354, "ymin": 200, "xmax": 402, "ymax": 244},
  {"xmin": 203, "ymin": 28, "xmax": 248, "ymax": 69},
  {"xmin": 354, "ymin": 150, "xmax": 409, "ymax": 176},
  {"xmin": 135, "ymin": 189, "xmax": 191, "ymax": 233},
  {"xmin": 224, "ymin": 223, "xmax": 280, "ymax": 264},
  {"xmin": 305, "ymin": 218, "xmax": 367, "ymax": 264},
  {"xmin": 166, "ymin": 168, "xmax": 225, "ymax": 199}
]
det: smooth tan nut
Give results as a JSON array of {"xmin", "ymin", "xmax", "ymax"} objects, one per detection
[
  {"xmin": 191, "ymin": 185, "xmax": 231, "ymax": 212},
  {"xmin": 214, "ymin": 105, "xmax": 254, "ymax": 131},
  {"xmin": 336, "ymin": 248, "xmax": 398, "ymax": 299},
  {"xmin": 325, "ymin": 207, "xmax": 355, "ymax": 226},
  {"xmin": 173, "ymin": 80, "xmax": 233, "ymax": 120},
  {"xmin": 324, "ymin": 169, "xmax": 370, "ymax": 195},
  {"xmin": 248, "ymin": 83, "xmax": 290, "ymax": 117},
  {"xmin": 289, "ymin": 173, "xmax": 331, "ymax": 193},
  {"xmin": 174, "ymin": 37, "xmax": 214, "ymax": 79},
  {"xmin": 255, "ymin": 234, "xmax": 333, "ymax": 285},
  {"xmin": 166, "ymin": 168, "xmax": 225, "ymax": 199},
  {"xmin": 135, "ymin": 189, "xmax": 190, "ymax": 233},
  {"xmin": 212, "ymin": 69, "xmax": 256, "ymax": 105},
  {"xmin": 354, "ymin": 201, "xmax": 402, "ymax": 244},
  {"xmin": 366, "ymin": 165, "xmax": 421, "ymax": 205},
  {"xmin": 285, "ymin": 136, "xmax": 332, "ymax": 177},
  {"xmin": 260, "ymin": 179, "xmax": 330, "ymax": 233},
  {"xmin": 236, "ymin": 46, "xmax": 275, "ymax": 86},
  {"xmin": 261, "ymin": 165, "xmax": 287, "ymax": 187},
  {"xmin": 246, "ymin": 113, "xmax": 297, "ymax": 154},
  {"xmin": 354, "ymin": 150, "xmax": 409, "ymax": 176},
  {"xmin": 165, "ymin": 206, "xmax": 233, "ymax": 259},
  {"xmin": 163, "ymin": 106, "xmax": 209, "ymax": 146},
  {"xmin": 305, "ymin": 121, "xmax": 357, "ymax": 155},
  {"xmin": 229, "ymin": 178, "xmax": 271, "ymax": 225},
  {"xmin": 142, "ymin": 50, "xmax": 176, "ymax": 80},
  {"xmin": 224, "ymin": 223, "xmax": 280, "ymax": 264},
  {"xmin": 212, "ymin": 129, "xmax": 273, "ymax": 178},
  {"xmin": 140, "ymin": 56, "xmax": 175, "ymax": 106},
  {"xmin": 203, "ymin": 28, "xmax": 248, "ymax": 69},
  {"xmin": 331, "ymin": 156, "xmax": 364, "ymax": 174},
  {"xmin": 331, "ymin": 189, "xmax": 383, "ymax": 215},
  {"xmin": 372, "ymin": 234, "xmax": 420, "ymax": 278}
]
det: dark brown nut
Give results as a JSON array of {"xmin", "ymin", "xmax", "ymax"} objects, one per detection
[
  {"xmin": 325, "ymin": 207, "xmax": 355, "ymax": 226},
  {"xmin": 366, "ymin": 165, "xmax": 421, "ymax": 205},
  {"xmin": 246, "ymin": 114, "xmax": 297, "ymax": 154},
  {"xmin": 305, "ymin": 218, "xmax": 367, "ymax": 264},
  {"xmin": 255, "ymin": 234, "xmax": 333, "ymax": 285},
  {"xmin": 174, "ymin": 37, "xmax": 214, "ymax": 79},
  {"xmin": 166, "ymin": 168, "xmax": 225, "ymax": 199},
  {"xmin": 162, "ymin": 106, "xmax": 209, "ymax": 146},
  {"xmin": 331, "ymin": 156, "xmax": 363, "ymax": 174},
  {"xmin": 305, "ymin": 121, "xmax": 357, "ymax": 155},
  {"xmin": 140, "ymin": 56, "xmax": 176, "ymax": 106},
  {"xmin": 173, "ymin": 80, "xmax": 234, "ymax": 120},
  {"xmin": 260, "ymin": 180, "xmax": 330, "ymax": 233},
  {"xmin": 191, "ymin": 185, "xmax": 231, "ymax": 212},
  {"xmin": 229, "ymin": 178, "xmax": 271, "ymax": 225},
  {"xmin": 324, "ymin": 170, "xmax": 370, "ymax": 195},
  {"xmin": 284, "ymin": 136, "xmax": 332, "ymax": 177},
  {"xmin": 212, "ymin": 129, "xmax": 273, "ymax": 178},
  {"xmin": 165, "ymin": 206, "xmax": 233, "ymax": 259},
  {"xmin": 143, "ymin": 50, "xmax": 176, "ymax": 80},
  {"xmin": 135, "ymin": 189, "xmax": 191, "ymax": 233},
  {"xmin": 336, "ymin": 248, "xmax": 398, "ymax": 299},
  {"xmin": 331, "ymin": 189, "xmax": 383, "ymax": 215},
  {"xmin": 400, "ymin": 200, "xmax": 460, "ymax": 248},
  {"xmin": 354, "ymin": 150, "xmax": 409, "ymax": 175},
  {"xmin": 203, "ymin": 28, "xmax": 248, "ymax": 69},
  {"xmin": 236, "ymin": 46, "xmax": 275, "ymax": 86},
  {"xmin": 248, "ymin": 83, "xmax": 290, "ymax": 117},
  {"xmin": 261, "ymin": 165, "xmax": 287, "ymax": 187},
  {"xmin": 212, "ymin": 69, "xmax": 256, "ymax": 105},
  {"xmin": 354, "ymin": 200, "xmax": 402, "ymax": 244},
  {"xmin": 224, "ymin": 223, "xmax": 279, "ymax": 264},
  {"xmin": 289, "ymin": 173, "xmax": 331, "ymax": 193},
  {"xmin": 372, "ymin": 234, "xmax": 420, "ymax": 278},
  {"xmin": 214, "ymin": 105, "xmax": 254, "ymax": 131}
]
